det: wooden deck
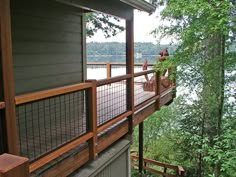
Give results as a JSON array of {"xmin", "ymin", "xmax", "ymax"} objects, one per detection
[
  {"xmin": 0, "ymin": 69, "xmax": 175, "ymax": 176},
  {"xmin": 16, "ymin": 81, "xmax": 172, "ymax": 162}
]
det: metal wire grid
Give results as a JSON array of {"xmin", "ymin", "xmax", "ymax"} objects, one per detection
[
  {"xmin": 16, "ymin": 90, "xmax": 87, "ymax": 161},
  {"xmin": 97, "ymin": 80, "xmax": 127, "ymax": 126},
  {"xmin": 134, "ymin": 74, "xmax": 155, "ymax": 106}
]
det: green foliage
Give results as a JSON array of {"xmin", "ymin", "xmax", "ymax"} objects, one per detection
[
  {"xmin": 203, "ymin": 130, "xmax": 236, "ymax": 177},
  {"xmin": 87, "ymin": 42, "xmax": 176, "ymax": 56},
  {"xmin": 86, "ymin": 42, "xmax": 177, "ymax": 62},
  {"xmin": 87, "ymin": 42, "xmax": 126, "ymax": 56},
  {"xmin": 132, "ymin": 1, "xmax": 236, "ymax": 177},
  {"xmin": 153, "ymin": 56, "xmax": 176, "ymax": 80},
  {"xmin": 86, "ymin": 13, "xmax": 125, "ymax": 38}
]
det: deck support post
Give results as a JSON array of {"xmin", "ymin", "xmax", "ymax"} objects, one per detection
[
  {"xmin": 0, "ymin": 0, "xmax": 18, "ymax": 155},
  {"xmin": 138, "ymin": 122, "xmax": 144, "ymax": 174},
  {"xmin": 126, "ymin": 11, "xmax": 134, "ymax": 134},
  {"xmin": 86, "ymin": 79, "xmax": 97, "ymax": 160}
]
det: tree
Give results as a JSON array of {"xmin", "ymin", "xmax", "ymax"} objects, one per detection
[
  {"xmin": 150, "ymin": 1, "xmax": 236, "ymax": 176},
  {"xmin": 86, "ymin": 13, "xmax": 125, "ymax": 38}
]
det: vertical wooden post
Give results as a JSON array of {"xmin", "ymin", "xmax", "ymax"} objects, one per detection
[
  {"xmin": 126, "ymin": 11, "xmax": 134, "ymax": 134},
  {"xmin": 172, "ymin": 65, "xmax": 177, "ymax": 98},
  {"xmin": 106, "ymin": 62, "xmax": 111, "ymax": 78},
  {"xmin": 163, "ymin": 167, "xmax": 167, "ymax": 177},
  {"xmin": 0, "ymin": 0, "xmax": 18, "ymax": 155},
  {"xmin": 82, "ymin": 14, "xmax": 87, "ymax": 81},
  {"xmin": 0, "ymin": 40, "xmax": 3, "ymax": 101},
  {"xmin": 144, "ymin": 161, "xmax": 147, "ymax": 174},
  {"xmin": 0, "ymin": 153, "xmax": 29, "ymax": 177},
  {"xmin": 86, "ymin": 80, "xmax": 97, "ymax": 160},
  {"xmin": 138, "ymin": 122, "xmax": 143, "ymax": 174},
  {"xmin": 155, "ymin": 71, "xmax": 161, "ymax": 110}
]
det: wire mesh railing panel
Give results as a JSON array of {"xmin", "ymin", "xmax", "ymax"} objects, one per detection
[
  {"xmin": 16, "ymin": 90, "xmax": 87, "ymax": 161},
  {"xmin": 87, "ymin": 64, "xmax": 107, "ymax": 80},
  {"xmin": 134, "ymin": 74, "xmax": 155, "ymax": 106},
  {"xmin": 97, "ymin": 81, "xmax": 127, "ymax": 126}
]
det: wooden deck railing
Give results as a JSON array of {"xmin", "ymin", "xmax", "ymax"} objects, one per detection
[
  {"xmin": 96, "ymin": 74, "xmax": 133, "ymax": 132},
  {"xmin": 14, "ymin": 82, "xmax": 97, "ymax": 171},
  {"xmin": 131, "ymin": 155, "xmax": 184, "ymax": 177},
  {"xmin": 0, "ymin": 62, "xmax": 176, "ymax": 176},
  {"xmin": 87, "ymin": 61, "xmax": 154, "ymax": 79}
]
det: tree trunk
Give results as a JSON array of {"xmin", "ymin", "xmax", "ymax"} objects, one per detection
[{"xmin": 203, "ymin": 32, "xmax": 225, "ymax": 177}]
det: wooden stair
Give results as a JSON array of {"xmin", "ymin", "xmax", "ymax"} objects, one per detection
[{"xmin": 131, "ymin": 154, "xmax": 184, "ymax": 177}]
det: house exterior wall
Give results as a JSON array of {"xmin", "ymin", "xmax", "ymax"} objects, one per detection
[
  {"xmin": 95, "ymin": 148, "xmax": 130, "ymax": 177},
  {"xmin": 70, "ymin": 139, "xmax": 131, "ymax": 177},
  {"xmin": 7, "ymin": 0, "xmax": 87, "ymax": 161},
  {"xmin": 10, "ymin": 0, "xmax": 84, "ymax": 95}
]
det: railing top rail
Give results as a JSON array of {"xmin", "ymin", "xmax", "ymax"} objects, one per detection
[
  {"xmin": 87, "ymin": 62, "xmax": 110, "ymax": 65},
  {"xmin": 143, "ymin": 166, "xmax": 177, "ymax": 177},
  {"xmin": 15, "ymin": 82, "xmax": 93, "ymax": 105},
  {"xmin": 96, "ymin": 74, "xmax": 131, "ymax": 86},
  {"xmin": 87, "ymin": 62, "xmax": 154, "ymax": 66},
  {"xmin": 131, "ymin": 154, "xmax": 181, "ymax": 170},
  {"xmin": 29, "ymin": 132, "xmax": 93, "ymax": 172},
  {"xmin": 0, "ymin": 102, "xmax": 5, "ymax": 109},
  {"xmin": 134, "ymin": 69, "xmax": 155, "ymax": 77}
]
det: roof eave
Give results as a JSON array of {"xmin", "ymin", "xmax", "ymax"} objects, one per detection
[{"xmin": 120, "ymin": 0, "xmax": 156, "ymax": 14}]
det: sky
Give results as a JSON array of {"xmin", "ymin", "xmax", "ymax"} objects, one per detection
[{"xmin": 87, "ymin": 9, "xmax": 172, "ymax": 44}]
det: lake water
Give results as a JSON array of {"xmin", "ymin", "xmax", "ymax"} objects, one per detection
[{"xmin": 87, "ymin": 55, "xmax": 158, "ymax": 63}]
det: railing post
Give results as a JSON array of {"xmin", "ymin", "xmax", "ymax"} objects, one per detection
[
  {"xmin": 0, "ymin": 153, "xmax": 29, "ymax": 177},
  {"xmin": 0, "ymin": 0, "xmax": 18, "ymax": 155},
  {"xmin": 144, "ymin": 161, "xmax": 147, "ymax": 174},
  {"xmin": 163, "ymin": 167, "xmax": 167, "ymax": 177},
  {"xmin": 155, "ymin": 71, "xmax": 161, "ymax": 110},
  {"xmin": 126, "ymin": 11, "xmax": 134, "ymax": 134},
  {"xmin": 138, "ymin": 122, "xmax": 144, "ymax": 174},
  {"xmin": 86, "ymin": 80, "xmax": 97, "ymax": 160},
  {"xmin": 106, "ymin": 62, "xmax": 111, "ymax": 78},
  {"xmin": 172, "ymin": 65, "xmax": 177, "ymax": 98}
]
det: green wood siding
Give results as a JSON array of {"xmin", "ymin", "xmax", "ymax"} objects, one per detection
[
  {"xmin": 96, "ymin": 150, "xmax": 130, "ymax": 177},
  {"xmin": 11, "ymin": 0, "xmax": 84, "ymax": 94},
  {"xmin": 70, "ymin": 139, "xmax": 130, "ymax": 177}
]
